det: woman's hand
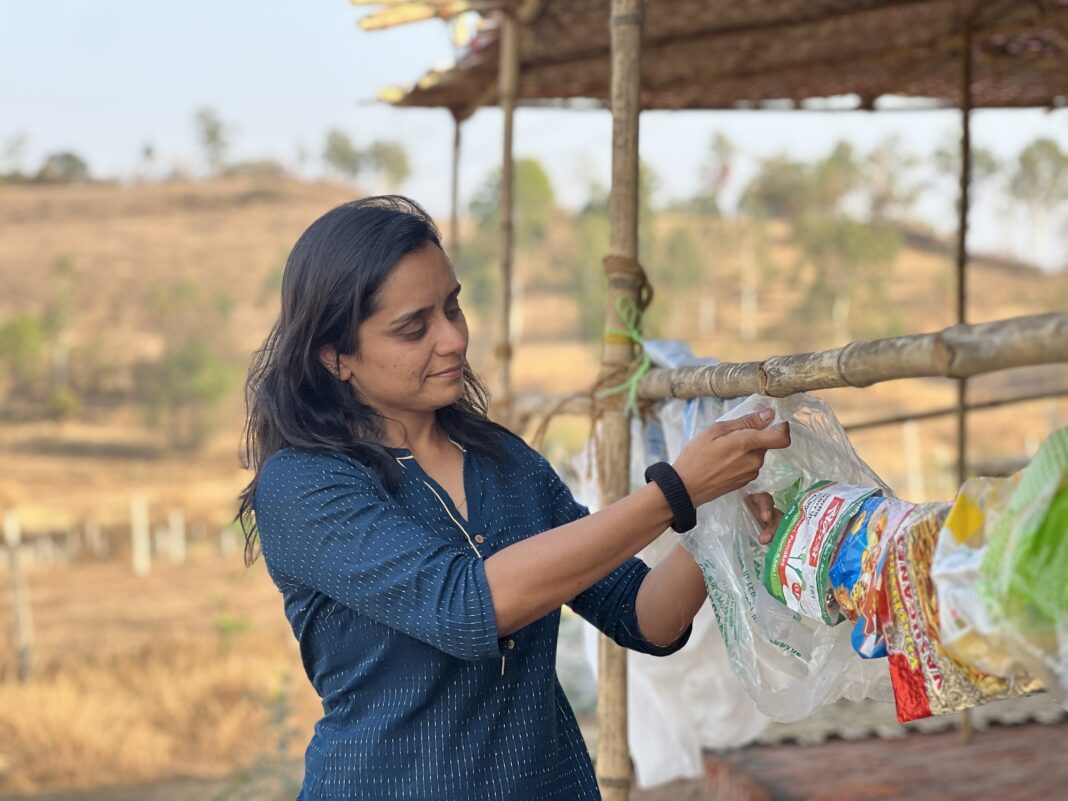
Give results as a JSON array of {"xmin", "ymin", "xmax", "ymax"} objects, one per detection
[
  {"xmin": 745, "ymin": 492, "xmax": 784, "ymax": 545},
  {"xmin": 671, "ymin": 409, "xmax": 791, "ymax": 508}
]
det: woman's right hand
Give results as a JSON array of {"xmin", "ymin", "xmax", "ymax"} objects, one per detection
[{"xmin": 671, "ymin": 408, "xmax": 791, "ymax": 507}]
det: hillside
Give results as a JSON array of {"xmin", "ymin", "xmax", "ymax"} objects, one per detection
[
  {"xmin": 0, "ymin": 177, "xmax": 1066, "ymax": 530},
  {"xmin": 0, "ymin": 176, "xmax": 1066, "ymax": 796}
]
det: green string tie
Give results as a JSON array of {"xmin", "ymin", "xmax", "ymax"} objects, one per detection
[{"xmin": 596, "ymin": 296, "xmax": 652, "ymax": 417}]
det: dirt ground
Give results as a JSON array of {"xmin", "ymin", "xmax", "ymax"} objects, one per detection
[{"xmin": 1, "ymin": 719, "xmax": 1064, "ymax": 801}]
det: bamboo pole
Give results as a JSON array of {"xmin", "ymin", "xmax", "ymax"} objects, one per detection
[
  {"xmin": 845, "ymin": 387, "xmax": 1068, "ymax": 432},
  {"xmin": 956, "ymin": 10, "xmax": 976, "ymax": 743},
  {"xmin": 496, "ymin": 10, "xmax": 518, "ymax": 425},
  {"xmin": 956, "ymin": 16, "xmax": 974, "ymax": 488},
  {"xmin": 637, "ymin": 312, "xmax": 1068, "ymax": 401},
  {"xmin": 515, "ymin": 385, "xmax": 1068, "ymax": 441},
  {"xmin": 597, "ymin": 1, "xmax": 642, "ymax": 798},
  {"xmin": 450, "ymin": 110, "xmax": 463, "ymax": 259}
]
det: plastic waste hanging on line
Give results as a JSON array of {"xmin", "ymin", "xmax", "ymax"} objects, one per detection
[
  {"xmin": 977, "ymin": 428, "xmax": 1068, "ymax": 700},
  {"xmin": 882, "ymin": 501, "xmax": 1042, "ymax": 722},
  {"xmin": 675, "ymin": 393, "xmax": 894, "ymax": 721},
  {"xmin": 571, "ymin": 341, "xmax": 770, "ymax": 788},
  {"xmin": 567, "ymin": 334, "xmax": 1066, "ymax": 741},
  {"xmin": 931, "ymin": 475, "xmax": 1023, "ymax": 678}
]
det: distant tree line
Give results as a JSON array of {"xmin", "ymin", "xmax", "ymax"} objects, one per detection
[
  {"xmin": 0, "ymin": 107, "xmax": 412, "ymax": 190},
  {"xmin": 455, "ymin": 131, "xmax": 1068, "ymax": 351},
  {"xmin": 0, "ymin": 255, "xmax": 241, "ymax": 452}
]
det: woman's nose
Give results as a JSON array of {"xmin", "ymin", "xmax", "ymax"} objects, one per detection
[{"xmin": 435, "ymin": 316, "xmax": 467, "ymax": 355}]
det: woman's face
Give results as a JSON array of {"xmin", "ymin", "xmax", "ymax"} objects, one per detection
[{"xmin": 336, "ymin": 242, "xmax": 469, "ymax": 419}]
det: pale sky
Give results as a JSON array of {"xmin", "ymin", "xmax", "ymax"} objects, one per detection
[{"xmin": 4, "ymin": 0, "xmax": 1068, "ymax": 266}]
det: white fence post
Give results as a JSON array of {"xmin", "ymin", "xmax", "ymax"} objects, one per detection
[
  {"xmin": 219, "ymin": 526, "xmax": 238, "ymax": 557},
  {"xmin": 168, "ymin": 509, "xmax": 186, "ymax": 565},
  {"xmin": 35, "ymin": 536, "xmax": 54, "ymax": 566},
  {"xmin": 85, "ymin": 519, "xmax": 107, "ymax": 558},
  {"xmin": 131, "ymin": 495, "xmax": 151, "ymax": 577},
  {"xmin": 63, "ymin": 527, "xmax": 80, "ymax": 561},
  {"xmin": 4, "ymin": 512, "xmax": 34, "ymax": 683}
]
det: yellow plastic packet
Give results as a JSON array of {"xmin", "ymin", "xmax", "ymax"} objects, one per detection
[{"xmin": 931, "ymin": 475, "xmax": 1022, "ymax": 677}]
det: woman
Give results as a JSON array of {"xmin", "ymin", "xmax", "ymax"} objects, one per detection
[{"xmin": 239, "ymin": 196, "xmax": 789, "ymax": 801}]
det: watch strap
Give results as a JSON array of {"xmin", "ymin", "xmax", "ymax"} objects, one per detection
[{"xmin": 644, "ymin": 461, "xmax": 697, "ymax": 533}]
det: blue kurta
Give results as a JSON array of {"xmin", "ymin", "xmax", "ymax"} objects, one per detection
[{"xmin": 253, "ymin": 430, "xmax": 689, "ymax": 800}]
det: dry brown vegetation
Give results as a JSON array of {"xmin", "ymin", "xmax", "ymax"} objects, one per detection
[
  {"xmin": 0, "ymin": 178, "xmax": 1065, "ymax": 794},
  {"xmin": 0, "ymin": 555, "xmax": 320, "ymax": 795}
]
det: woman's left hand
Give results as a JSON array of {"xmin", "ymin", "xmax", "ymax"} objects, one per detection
[{"xmin": 745, "ymin": 492, "xmax": 783, "ymax": 545}]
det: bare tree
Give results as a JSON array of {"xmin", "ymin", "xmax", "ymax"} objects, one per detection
[
  {"xmin": 322, "ymin": 129, "xmax": 362, "ymax": 181},
  {"xmin": 367, "ymin": 140, "xmax": 411, "ymax": 191},
  {"xmin": 194, "ymin": 107, "xmax": 231, "ymax": 177},
  {"xmin": 866, "ymin": 134, "xmax": 924, "ymax": 224},
  {"xmin": 1008, "ymin": 137, "xmax": 1068, "ymax": 266}
]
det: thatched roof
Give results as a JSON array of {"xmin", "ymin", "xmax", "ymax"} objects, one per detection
[{"xmin": 373, "ymin": 0, "xmax": 1068, "ymax": 120}]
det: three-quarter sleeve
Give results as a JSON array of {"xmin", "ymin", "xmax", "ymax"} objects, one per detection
[
  {"xmin": 542, "ymin": 456, "xmax": 692, "ymax": 657},
  {"xmin": 254, "ymin": 449, "xmax": 503, "ymax": 662}
]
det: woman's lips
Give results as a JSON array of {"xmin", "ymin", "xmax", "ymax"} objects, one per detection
[{"xmin": 429, "ymin": 365, "xmax": 462, "ymax": 379}]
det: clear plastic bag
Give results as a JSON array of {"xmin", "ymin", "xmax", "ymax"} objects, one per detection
[{"xmin": 676, "ymin": 393, "xmax": 894, "ymax": 721}]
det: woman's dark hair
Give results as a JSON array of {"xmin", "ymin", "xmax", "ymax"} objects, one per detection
[{"xmin": 237, "ymin": 195, "xmax": 506, "ymax": 565}]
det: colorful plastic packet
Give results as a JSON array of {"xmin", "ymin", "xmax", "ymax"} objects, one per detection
[
  {"xmin": 763, "ymin": 481, "xmax": 881, "ymax": 625},
  {"xmin": 828, "ymin": 496, "xmax": 915, "ymax": 658},
  {"xmin": 884, "ymin": 502, "xmax": 1042, "ymax": 723},
  {"xmin": 931, "ymin": 475, "xmax": 1021, "ymax": 677}
]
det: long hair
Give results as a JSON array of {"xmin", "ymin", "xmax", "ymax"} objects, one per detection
[{"xmin": 237, "ymin": 195, "xmax": 506, "ymax": 565}]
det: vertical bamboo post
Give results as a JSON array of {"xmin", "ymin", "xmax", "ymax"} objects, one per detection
[
  {"xmin": 955, "ymin": 18, "xmax": 973, "ymax": 490},
  {"xmin": 496, "ymin": 11, "xmax": 519, "ymax": 425},
  {"xmin": 597, "ymin": 1, "xmax": 642, "ymax": 798},
  {"xmin": 4, "ymin": 512, "xmax": 34, "ymax": 683},
  {"xmin": 956, "ymin": 16, "xmax": 974, "ymax": 742},
  {"xmin": 450, "ymin": 110, "xmax": 463, "ymax": 259}
]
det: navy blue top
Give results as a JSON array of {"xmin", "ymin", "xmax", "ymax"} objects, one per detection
[{"xmin": 253, "ymin": 430, "xmax": 690, "ymax": 801}]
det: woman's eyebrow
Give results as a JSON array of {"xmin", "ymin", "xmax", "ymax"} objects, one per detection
[
  {"xmin": 390, "ymin": 306, "xmax": 431, "ymax": 328},
  {"xmin": 388, "ymin": 284, "xmax": 462, "ymax": 328}
]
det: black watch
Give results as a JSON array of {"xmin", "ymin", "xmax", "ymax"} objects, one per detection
[{"xmin": 644, "ymin": 462, "xmax": 697, "ymax": 533}]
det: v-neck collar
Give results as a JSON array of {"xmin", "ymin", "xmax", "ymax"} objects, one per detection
[{"xmin": 391, "ymin": 439, "xmax": 479, "ymax": 532}]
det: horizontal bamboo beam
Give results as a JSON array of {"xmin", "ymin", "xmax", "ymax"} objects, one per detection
[
  {"xmin": 637, "ymin": 312, "xmax": 1068, "ymax": 401},
  {"xmin": 844, "ymin": 387, "xmax": 1068, "ymax": 432}
]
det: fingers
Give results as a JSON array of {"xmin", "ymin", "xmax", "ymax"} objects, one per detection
[
  {"xmin": 748, "ymin": 421, "xmax": 791, "ymax": 451},
  {"xmin": 758, "ymin": 508, "xmax": 783, "ymax": 545},
  {"xmin": 745, "ymin": 492, "xmax": 775, "ymax": 522},
  {"xmin": 746, "ymin": 493, "xmax": 782, "ymax": 545},
  {"xmin": 707, "ymin": 408, "xmax": 775, "ymax": 438}
]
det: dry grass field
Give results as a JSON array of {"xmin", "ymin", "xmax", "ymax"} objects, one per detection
[
  {"xmin": 0, "ymin": 177, "xmax": 1065, "ymax": 794},
  {"xmin": 0, "ymin": 554, "xmax": 319, "ymax": 795}
]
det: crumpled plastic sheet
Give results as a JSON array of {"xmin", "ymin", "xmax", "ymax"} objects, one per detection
[{"xmin": 676, "ymin": 392, "xmax": 894, "ymax": 722}]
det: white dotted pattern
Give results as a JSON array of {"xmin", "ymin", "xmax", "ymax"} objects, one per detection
[{"xmin": 254, "ymin": 432, "xmax": 690, "ymax": 800}]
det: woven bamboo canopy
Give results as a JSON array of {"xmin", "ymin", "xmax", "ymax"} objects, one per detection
[{"xmin": 378, "ymin": 0, "xmax": 1068, "ymax": 119}]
